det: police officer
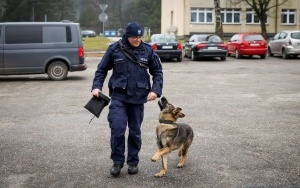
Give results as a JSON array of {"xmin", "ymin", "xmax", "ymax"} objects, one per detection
[{"xmin": 91, "ymin": 22, "xmax": 163, "ymax": 177}]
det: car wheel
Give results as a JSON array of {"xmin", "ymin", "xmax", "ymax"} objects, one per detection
[
  {"xmin": 268, "ymin": 47, "xmax": 274, "ymax": 57},
  {"xmin": 177, "ymin": 56, "xmax": 182, "ymax": 62},
  {"xmin": 47, "ymin": 61, "xmax": 68, "ymax": 81},
  {"xmin": 191, "ymin": 51, "xmax": 196, "ymax": 61},
  {"xmin": 220, "ymin": 56, "xmax": 226, "ymax": 61},
  {"xmin": 260, "ymin": 54, "xmax": 266, "ymax": 59},
  {"xmin": 282, "ymin": 49, "xmax": 289, "ymax": 59},
  {"xmin": 235, "ymin": 49, "xmax": 241, "ymax": 59}
]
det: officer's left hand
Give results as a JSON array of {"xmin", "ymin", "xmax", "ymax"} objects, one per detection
[{"xmin": 147, "ymin": 92, "xmax": 157, "ymax": 101}]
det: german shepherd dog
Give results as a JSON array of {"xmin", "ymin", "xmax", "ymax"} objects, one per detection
[{"xmin": 151, "ymin": 96, "xmax": 194, "ymax": 177}]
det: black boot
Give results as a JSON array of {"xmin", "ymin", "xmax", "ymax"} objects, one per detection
[
  {"xmin": 128, "ymin": 165, "xmax": 138, "ymax": 175},
  {"xmin": 110, "ymin": 164, "xmax": 123, "ymax": 176}
]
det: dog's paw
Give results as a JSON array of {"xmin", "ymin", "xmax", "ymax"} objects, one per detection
[
  {"xmin": 177, "ymin": 163, "xmax": 184, "ymax": 168},
  {"xmin": 154, "ymin": 172, "xmax": 165, "ymax": 178},
  {"xmin": 151, "ymin": 154, "xmax": 159, "ymax": 161},
  {"xmin": 151, "ymin": 157, "xmax": 157, "ymax": 162}
]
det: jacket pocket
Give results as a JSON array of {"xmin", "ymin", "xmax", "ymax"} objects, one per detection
[
  {"xmin": 112, "ymin": 82, "xmax": 127, "ymax": 90},
  {"xmin": 136, "ymin": 81, "xmax": 150, "ymax": 97},
  {"xmin": 113, "ymin": 58, "xmax": 126, "ymax": 74},
  {"xmin": 137, "ymin": 81, "xmax": 149, "ymax": 90},
  {"xmin": 109, "ymin": 74, "xmax": 127, "ymax": 92}
]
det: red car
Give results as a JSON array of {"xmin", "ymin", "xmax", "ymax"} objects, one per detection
[{"xmin": 227, "ymin": 33, "xmax": 267, "ymax": 59}]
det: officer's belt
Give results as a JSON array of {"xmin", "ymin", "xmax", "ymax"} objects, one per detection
[{"xmin": 118, "ymin": 39, "xmax": 149, "ymax": 69}]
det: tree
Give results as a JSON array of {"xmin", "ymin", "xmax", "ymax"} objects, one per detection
[
  {"xmin": 52, "ymin": 0, "xmax": 76, "ymax": 21},
  {"xmin": 1, "ymin": 0, "xmax": 31, "ymax": 21},
  {"xmin": 1, "ymin": 0, "xmax": 76, "ymax": 22},
  {"xmin": 78, "ymin": 0, "xmax": 128, "ymax": 34},
  {"xmin": 231, "ymin": 0, "xmax": 290, "ymax": 39},
  {"xmin": 214, "ymin": 0, "xmax": 223, "ymax": 39},
  {"xmin": 79, "ymin": 5, "xmax": 99, "ymax": 29},
  {"xmin": 122, "ymin": 0, "xmax": 161, "ymax": 34}
]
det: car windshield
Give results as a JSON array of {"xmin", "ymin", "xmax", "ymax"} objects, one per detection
[
  {"xmin": 291, "ymin": 32, "xmax": 300, "ymax": 39},
  {"xmin": 195, "ymin": 35, "xmax": 222, "ymax": 42},
  {"xmin": 244, "ymin": 35, "xmax": 264, "ymax": 41},
  {"xmin": 152, "ymin": 35, "xmax": 176, "ymax": 42},
  {"xmin": 207, "ymin": 35, "xmax": 222, "ymax": 42},
  {"xmin": 196, "ymin": 36, "xmax": 207, "ymax": 42}
]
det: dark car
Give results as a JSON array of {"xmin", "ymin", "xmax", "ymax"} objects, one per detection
[
  {"xmin": 184, "ymin": 34, "xmax": 227, "ymax": 61},
  {"xmin": 81, "ymin": 30, "xmax": 97, "ymax": 38},
  {"xmin": 227, "ymin": 33, "xmax": 267, "ymax": 59},
  {"xmin": 149, "ymin": 34, "xmax": 183, "ymax": 62}
]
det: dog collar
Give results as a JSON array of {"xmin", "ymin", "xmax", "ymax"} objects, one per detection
[{"xmin": 159, "ymin": 119, "xmax": 174, "ymax": 124}]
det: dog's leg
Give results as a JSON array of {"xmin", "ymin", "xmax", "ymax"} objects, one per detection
[
  {"xmin": 151, "ymin": 147, "xmax": 171, "ymax": 161},
  {"xmin": 154, "ymin": 154, "xmax": 168, "ymax": 178},
  {"xmin": 177, "ymin": 155, "xmax": 187, "ymax": 168},
  {"xmin": 177, "ymin": 148, "xmax": 189, "ymax": 168},
  {"xmin": 151, "ymin": 149, "xmax": 162, "ymax": 161},
  {"xmin": 177, "ymin": 144, "xmax": 184, "ymax": 157}
]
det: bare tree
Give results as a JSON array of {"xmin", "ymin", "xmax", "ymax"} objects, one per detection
[
  {"xmin": 214, "ymin": 0, "xmax": 223, "ymax": 39},
  {"xmin": 231, "ymin": 0, "xmax": 290, "ymax": 38},
  {"xmin": 115, "ymin": 0, "xmax": 126, "ymax": 28}
]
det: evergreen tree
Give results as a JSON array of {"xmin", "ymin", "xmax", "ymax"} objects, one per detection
[{"xmin": 1, "ymin": 0, "xmax": 76, "ymax": 22}]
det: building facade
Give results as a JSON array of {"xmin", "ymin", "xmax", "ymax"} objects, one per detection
[{"xmin": 161, "ymin": 0, "xmax": 300, "ymax": 37}]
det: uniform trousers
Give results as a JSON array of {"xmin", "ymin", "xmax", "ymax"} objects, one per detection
[{"xmin": 107, "ymin": 99, "xmax": 144, "ymax": 166}]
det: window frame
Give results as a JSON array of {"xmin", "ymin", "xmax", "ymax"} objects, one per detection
[
  {"xmin": 5, "ymin": 26, "xmax": 43, "ymax": 44},
  {"xmin": 191, "ymin": 8, "xmax": 213, "ymax": 23},
  {"xmin": 221, "ymin": 8, "xmax": 240, "ymax": 24},
  {"xmin": 246, "ymin": 8, "xmax": 268, "ymax": 24},
  {"xmin": 4, "ymin": 25, "xmax": 71, "ymax": 44},
  {"xmin": 281, "ymin": 9, "xmax": 296, "ymax": 25}
]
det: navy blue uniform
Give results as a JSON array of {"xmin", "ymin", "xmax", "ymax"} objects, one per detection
[{"xmin": 92, "ymin": 37, "xmax": 163, "ymax": 166}]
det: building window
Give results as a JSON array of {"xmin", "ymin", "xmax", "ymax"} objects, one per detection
[
  {"xmin": 281, "ymin": 9, "xmax": 296, "ymax": 24},
  {"xmin": 246, "ymin": 9, "xmax": 260, "ymax": 23},
  {"xmin": 221, "ymin": 8, "xmax": 240, "ymax": 23},
  {"xmin": 246, "ymin": 8, "xmax": 268, "ymax": 24},
  {"xmin": 191, "ymin": 8, "xmax": 213, "ymax": 23}
]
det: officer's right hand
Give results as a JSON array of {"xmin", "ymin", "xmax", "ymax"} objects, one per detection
[{"xmin": 92, "ymin": 88, "xmax": 101, "ymax": 97}]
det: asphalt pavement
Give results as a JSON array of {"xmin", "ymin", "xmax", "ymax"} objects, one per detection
[{"xmin": 0, "ymin": 56, "xmax": 300, "ymax": 188}]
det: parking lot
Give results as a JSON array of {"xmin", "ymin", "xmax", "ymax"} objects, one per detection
[{"xmin": 0, "ymin": 56, "xmax": 300, "ymax": 188}]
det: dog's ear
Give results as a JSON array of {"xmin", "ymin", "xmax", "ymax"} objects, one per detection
[
  {"xmin": 172, "ymin": 107, "xmax": 185, "ymax": 118},
  {"xmin": 158, "ymin": 100, "xmax": 163, "ymax": 111}
]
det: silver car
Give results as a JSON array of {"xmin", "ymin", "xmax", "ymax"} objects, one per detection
[{"xmin": 268, "ymin": 30, "xmax": 300, "ymax": 59}]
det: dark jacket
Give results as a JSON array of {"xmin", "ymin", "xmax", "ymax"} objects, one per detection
[{"xmin": 92, "ymin": 37, "xmax": 163, "ymax": 104}]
